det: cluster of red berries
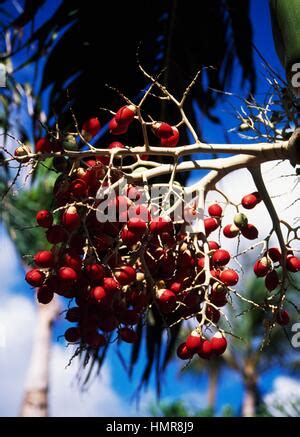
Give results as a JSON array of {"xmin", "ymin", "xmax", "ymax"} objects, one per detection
[
  {"xmin": 177, "ymin": 331, "xmax": 227, "ymax": 360},
  {"xmin": 21, "ymin": 111, "xmax": 299, "ymax": 361},
  {"xmin": 222, "ymin": 192, "xmax": 261, "ymax": 240},
  {"xmin": 14, "ymin": 105, "xmax": 181, "ymax": 162}
]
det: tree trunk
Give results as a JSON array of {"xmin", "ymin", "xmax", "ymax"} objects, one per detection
[
  {"xmin": 207, "ymin": 364, "xmax": 219, "ymax": 411},
  {"xmin": 19, "ymin": 296, "xmax": 60, "ymax": 417},
  {"xmin": 242, "ymin": 360, "xmax": 260, "ymax": 417}
]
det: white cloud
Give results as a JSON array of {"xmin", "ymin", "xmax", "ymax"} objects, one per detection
[
  {"xmin": 0, "ymin": 291, "xmax": 133, "ymax": 417},
  {"xmin": 0, "ymin": 290, "xmax": 153, "ymax": 417},
  {"xmin": 49, "ymin": 345, "xmax": 129, "ymax": 417},
  {"xmin": 264, "ymin": 376, "xmax": 300, "ymax": 417},
  {"xmin": 0, "ymin": 293, "xmax": 36, "ymax": 416}
]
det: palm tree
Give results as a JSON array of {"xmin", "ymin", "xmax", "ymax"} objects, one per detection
[
  {"xmin": 3, "ymin": 0, "xmax": 256, "ymax": 132},
  {"xmin": 0, "ymin": 88, "xmax": 59, "ymax": 417},
  {"xmin": 228, "ymin": 276, "xmax": 300, "ymax": 417},
  {"xmin": 174, "ymin": 275, "xmax": 300, "ymax": 417},
  {"xmin": 20, "ymin": 297, "xmax": 60, "ymax": 417},
  {"xmin": 0, "ymin": 0, "xmax": 258, "ymax": 392}
]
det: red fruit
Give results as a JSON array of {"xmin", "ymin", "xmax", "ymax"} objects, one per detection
[
  {"xmin": 36, "ymin": 210, "xmax": 53, "ymax": 228},
  {"xmin": 186, "ymin": 330, "xmax": 203, "ymax": 354},
  {"xmin": 83, "ymin": 160, "xmax": 106, "ymax": 179},
  {"xmin": 91, "ymin": 286, "xmax": 112, "ymax": 306},
  {"xmin": 204, "ymin": 217, "xmax": 220, "ymax": 235},
  {"xmin": 46, "ymin": 225, "xmax": 67, "ymax": 244},
  {"xmin": 178, "ymin": 250, "xmax": 195, "ymax": 268},
  {"xmin": 253, "ymin": 257, "xmax": 271, "ymax": 277},
  {"xmin": 109, "ymin": 117, "xmax": 128, "ymax": 135},
  {"xmin": 210, "ymin": 289, "xmax": 227, "ymax": 307},
  {"xmin": 37, "ymin": 286, "xmax": 54, "ymax": 304},
  {"xmin": 267, "ymin": 248, "xmax": 282, "ymax": 263},
  {"xmin": 85, "ymin": 263, "xmax": 104, "ymax": 282},
  {"xmin": 182, "ymin": 291, "xmax": 202, "ymax": 308},
  {"xmin": 210, "ymin": 269, "xmax": 221, "ymax": 280},
  {"xmin": 127, "ymin": 217, "xmax": 147, "ymax": 233},
  {"xmin": 119, "ymin": 327, "xmax": 138, "ymax": 343},
  {"xmin": 212, "ymin": 249, "xmax": 230, "ymax": 266},
  {"xmin": 276, "ymin": 309, "xmax": 290, "ymax": 326},
  {"xmin": 153, "ymin": 122, "xmax": 173, "ymax": 139},
  {"xmin": 84, "ymin": 331, "xmax": 106, "ymax": 349},
  {"xmin": 58, "ymin": 267, "xmax": 77, "ymax": 283},
  {"xmin": 99, "ymin": 316, "xmax": 119, "ymax": 332},
  {"xmin": 118, "ymin": 309, "xmax": 140, "ymax": 325},
  {"xmin": 66, "ymin": 307, "xmax": 81, "ymax": 323},
  {"xmin": 211, "ymin": 332, "xmax": 227, "ymax": 356},
  {"xmin": 198, "ymin": 340, "xmax": 213, "ymax": 359},
  {"xmin": 36, "ymin": 137, "xmax": 52, "ymax": 153},
  {"xmin": 103, "ymin": 277, "xmax": 120, "ymax": 293},
  {"xmin": 241, "ymin": 223, "xmax": 258, "ymax": 240},
  {"xmin": 34, "ymin": 250, "xmax": 54, "ymax": 268},
  {"xmin": 62, "ymin": 206, "xmax": 81, "ymax": 231},
  {"xmin": 114, "ymin": 265, "xmax": 136, "ymax": 285},
  {"xmin": 115, "ymin": 105, "xmax": 136, "ymax": 126},
  {"xmin": 45, "ymin": 275, "xmax": 60, "ymax": 292},
  {"xmin": 63, "ymin": 252, "xmax": 82, "ymax": 272},
  {"xmin": 220, "ymin": 269, "xmax": 239, "ymax": 286},
  {"xmin": 149, "ymin": 217, "xmax": 173, "ymax": 234},
  {"xmin": 70, "ymin": 179, "xmax": 88, "ymax": 198},
  {"xmin": 286, "ymin": 255, "xmax": 300, "ymax": 272},
  {"xmin": 223, "ymin": 224, "xmax": 240, "ymax": 238},
  {"xmin": 108, "ymin": 141, "xmax": 125, "ymax": 151},
  {"xmin": 121, "ymin": 225, "xmax": 140, "ymax": 246},
  {"xmin": 156, "ymin": 289, "xmax": 177, "ymax": 313},
  {"xmin": 241, "ymin": 192, "xmax": 261, "ymax": 209},
  {"xmin": 82, "ymin": 117, "xmax": 101, "ymax": 137},
  {"xmin": 177, "ymin": 342, "xmax": 193, "ymax": 360},
  {"xmin": 64, "ymin": 327, "xmax": 81, "ymax": 343},
  {"xmin": 129, "ymin": 204, "xmax": 151, "ymax": 222},
  {"xmin": 169, "ymin": 281, "xmax": 183, "ymax": 294},
  {"xmin": 205, "ymin": 305, "xmax": 221, "ymax": 324},
  {"xmin": 127, "ymin": 289, "xmax": 149, "ymax": 309},
  {"xmin": 69, "ymin": 234, "xmax": 85, "ymax": 254},
  {"xmin": 126, "ymin": 184, "xmax": 142, "ymax": 200},
  {"xmin": 208, "ymin": 203, "xmax": 223, "ymax": 218},
  {"xmin": 160, "ymin": 126, "xmax": 179, "ymax": 147},
  {"xmin": 265, "ymin": 270, "xmax": 279, "ymax": 291},
  {"xmin": 208, "ymin": 241, "xmax": 220, "ymax": 250},
  {"xmin": 25, "ymin": 269, "xmax": 45, "ymax": 287}
]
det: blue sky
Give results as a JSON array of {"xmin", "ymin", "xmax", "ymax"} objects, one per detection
[{"xmin": 0, "ymin": 0, "xmax": 299, "ymax": 417}]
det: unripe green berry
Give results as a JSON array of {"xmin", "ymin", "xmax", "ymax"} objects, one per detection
[
  {"xmin": 233, "ymin": 212, "xmax": 248, "ymax": 229},
  {"xmin": 62, "ymin": 134, "xmax": 79, "ymax": 151}
]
